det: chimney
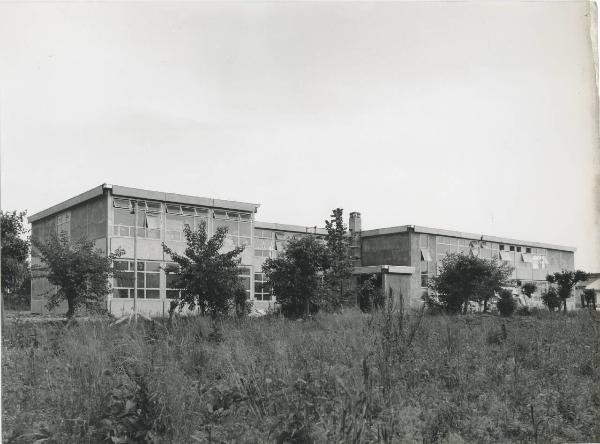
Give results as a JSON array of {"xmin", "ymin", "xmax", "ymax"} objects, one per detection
[{"xmin": 349, "ymin": 212, "xmax": 361, "ymax": 235}]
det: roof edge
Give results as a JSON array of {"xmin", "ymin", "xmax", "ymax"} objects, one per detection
[{"xmin": 28, "ymin": 185, "xmax": 106, "ymax": 223}]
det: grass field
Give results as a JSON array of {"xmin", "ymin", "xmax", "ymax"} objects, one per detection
[{"xmin": 2, "ymin": 309, "xmax": 599, "ymax": 443}]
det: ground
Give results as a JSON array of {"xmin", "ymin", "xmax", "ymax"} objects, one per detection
[{"xmin": 2, "ymin": 309, "xmax": 599, "ymax": 443}]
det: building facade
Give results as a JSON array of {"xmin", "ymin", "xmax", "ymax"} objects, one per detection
[{"xmin": 29, "ymin": 184, "xmax": 576, "ymax": 316}]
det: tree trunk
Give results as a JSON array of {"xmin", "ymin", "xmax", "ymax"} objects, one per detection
[
  {"xmin": 66, "ymin": 297, "xmax": 75, "ymax": 319},
  {"xmin": 563, "ymin": 298, "xmax": 567, "ymax": 313},
  {"xmin": 483, "ymin": 299, "xmax": 488, "ymax": 313}
]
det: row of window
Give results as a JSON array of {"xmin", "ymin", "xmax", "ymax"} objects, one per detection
[{"xmin": 112, "ymin": 261, "xmax": 254, "ymax": 300}]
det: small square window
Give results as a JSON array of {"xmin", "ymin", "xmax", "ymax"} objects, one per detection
[
  {"xmin": 499, "ymin": 245, "xmax": 505, "ymax": 251},
  {"xmin": 516, "ymin": 246, "xmax": 521, "ymax": 252},
  {"xmin": 509, "ymin": 246, "xmax": 515, "ymax": 252},
  {"xmin": 526, "ymin": 247, "xmax": 531, "ymax": 253}
]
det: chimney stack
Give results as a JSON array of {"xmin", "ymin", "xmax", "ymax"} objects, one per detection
[{"xmin": 349, "ymin": 212, "xmax": 361, "ymax": 235}]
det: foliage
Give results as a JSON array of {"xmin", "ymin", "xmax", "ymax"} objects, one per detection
[
  {"xmin": 162, "ymin": 221, "xmax": 246, "ymax": 318},
  {"xmin": 3, "ymin": 311, "xmax": 599, "ymax": 443},
  {"xmin": 1, "ymin": 210, "xmax": 31, "ymax": 297},
  {"xmin": 428, "ymin": 253, "xmax": 513, "ymax": 314},
  {"xmin": 521, "ymin": 282, "xmax": 538, "ymax": 299},
  {"xmin": 582, "ymin": 289, "xmax": 597, "ymax": 309},
  {"xmin": 357, "ymin": 274, "xmax": 384, "ymax": 312},
  {"xmin": 546, "ymin": 270, "xmax": 589, "ymax": 312},
  {"xmin": 541, "ymin": 287, "xmax": 562, "ymax": 312},
  {"xmin": 262, "ymin": 236, "xmax": 330, "ymax": 318},
  {"xmin": 33, "ymin": 232, "xmax": 122, "ymax": 318},
  {"xmin": 497, "ymin": 289, "xmax": 516, "ymax": 317},
  {"xmin": 323, "ymin": 208, "xmax": 353, "ymax": 307}
]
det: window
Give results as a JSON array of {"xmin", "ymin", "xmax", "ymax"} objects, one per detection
[
  {"xmin": 165, "ymin": 213, "xmax": 193, "ymax": 241},
  {"xmin": 516, "ymin": 246, "xmax": 522, "ymax": 253},
  {"xmin": 113, "ymin": 200, "xmax": 161, "ymax": 239},
  {"xmin": 112, "ymin": 260, "xmax": 160, "ymax": 299},
  {"xmin": 56, "ymin": 211, "xmax": 71, "ymax": 238},
  {"xmin": 214, "ymin": 211, "xmax": 252, "ymax": 247},
  {"xmin": 509, "ymin": 245, "xmax": 515, "ymax": 252},
  {"xmin": 499, "ymin": 245, "xmax": 505, "ymax": 251},
  {"xmin": 165, "ymin": 262, "xmax": 181, "ymax": 299},
  {"xmin": 421, "ymin": 261, "xmax": 428, "ymax": 288},
  {"xmin": 420, "ymin": 248, "xmax": 432, "ymax": 262},
  {"xmin": 254, "ymin": 273, "xmax": 272, "ymax": 301},
  {"xmin": 238, "ymin": 267, "xmax": 251, "ymax": 299},
  {"xmin": 526, "ymin": 247, "xmax": 531, "ymax": 254},
  {"xmin": 254, "ymin": 229, "xmax": 275, "ymax": 257}
]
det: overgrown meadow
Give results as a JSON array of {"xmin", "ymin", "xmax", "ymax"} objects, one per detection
[{"xmin": 2, "ymin": 309, "xmax": 599, "ymax": 443}]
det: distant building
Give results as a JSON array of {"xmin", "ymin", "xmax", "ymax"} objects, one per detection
[{"xmin": 29, "ymin": 184, "xmax": 577, "ymax": 316}]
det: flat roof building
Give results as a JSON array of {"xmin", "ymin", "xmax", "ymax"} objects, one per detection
[{"xmin": 29, "ymin": 184, "xmax": 577, "ymax": 316}]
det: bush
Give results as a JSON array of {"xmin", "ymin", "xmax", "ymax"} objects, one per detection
[
  {"xmin": 497, "ymin": 289, "xmax": 516, "ymax": 317},
  {"xmin": 541, "ymin": 287, "xmax": 562, "ymax": 312}
]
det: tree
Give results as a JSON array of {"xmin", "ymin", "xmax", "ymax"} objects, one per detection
[
  {"xmin": 428, "ymin": 253, "xmax": 513, "ymax": 314},
  {"xmin": 521, "ymin": 282, "xmax": 538, "ymax": 299},
  {"xmin": 541, "ymin": 287, "xmax": 561, "ymax": 312},
  {"xmin": 324, "ymin": 208, "xmax": 353, "ymax": 308},
  {"xmin": 162, "ymin": 221, "xmax": 246, "ymax": 318},
  {"xmin": 582, "ymin": 288, "xmax": 596, "ymax": 310},
  {"xmin": 34, "ymin": 232, "xmax": 122, "ymax": 318},
  {"xmin": 546, "ymin": 270, "xmax": 589, "ymax": 313},
  {"xmin": 262, "ymin": 235, "xmax": 330, "ymax": 318},
  {"xmin": 496, "ymin": 288, "xmax": 516, "ymax": 317},
  {"xmin": 1, "ymin": 211, "xmax": 31, "ymax": 297}
]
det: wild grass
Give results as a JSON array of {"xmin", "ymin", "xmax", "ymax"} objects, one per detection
[{"xmin": 2, "ymin": 309, "xmax": 599, "ymax": 443}]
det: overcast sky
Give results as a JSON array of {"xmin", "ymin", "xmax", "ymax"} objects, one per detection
[{"xmin": 0, "ymin": 1, "xmax": 598, "ymax": 270}]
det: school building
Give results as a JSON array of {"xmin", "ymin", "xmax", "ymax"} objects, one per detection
[{"xmin": 29, "ymin": 184, "xmax": 577, "ymax": 316}]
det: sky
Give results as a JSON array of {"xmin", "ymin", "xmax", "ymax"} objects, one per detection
[{"xmin": 0, "ymin": 1, "xmax": 598, "ymax": 270}]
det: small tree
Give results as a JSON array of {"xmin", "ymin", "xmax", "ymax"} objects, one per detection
[
  {"xmin": 496, "ymin": 288, "xmax": 516, "ymax": 317},
  {"xmin": 521, "ymin": 282, "xmax": 537, "ymax": 299},
  {"xmin": 324, "ymin": 208, "xmax": 353, "ymax": 307},
  {"xmin": 541, "ymin": 287, "xmax": 561, "ymax": 312},
  {"xmin": 162, "ymin": 221, "xmax": 246, "ymax": 318},
  {"xmin": 34, "ymin": 232, "xmax": 122, "ymax": 318},
  {"xmin": 428, "ymin": 253, "xmax": 513, "ymax": 314},
  {"xmin": 1, "ymin": 211, "xmax": 31, "ymax": 299},
  {"xmin": 546, "ymin": 270, "xmax": 589, "ymax": 313},
  {"xmin": 262, "ymin": 235, "xmax": 330, "ymax": 318},
  {"xmin": 357, "ymin": 274, "xmax": 384, "ymax": 312},
  {"xmin": 582, "ymin": 288, "xmax": 597, "ymax": 310}
]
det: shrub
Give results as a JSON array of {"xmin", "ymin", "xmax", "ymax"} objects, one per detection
[
  {"xmin": 429, "ymin": 253, "xmax": 513, "ymax": 314},
  {"xmin": 497, "ymin": 289, "xmax": 516, "ymax": 317},
  {"xmin": 541, "ymin": 287, "xmax": 562, "ymax": 312}
]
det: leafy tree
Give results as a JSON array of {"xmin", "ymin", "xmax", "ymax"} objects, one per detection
[
  {"xmin": 546, "ymin": 270, "xmax": 589, "ymax": 313},
  {"xmin": 496, "ymin": 288, "xmax": 516, "ymax": 317},
  {"xmin": 324, "ymin": 208, "xmax": 353, "ymax": 307},
  {"xmin": 357, "ymin": 274, "xmax": 384, "ymax": 312},
  {"xmin": 428, "ymin": 253, "xmax": 513, "ymax": 314},
  {"xmin": 1, "ymin": 211, "xmax": 31, "ymax": 297},
  {"xmin": 262, "ymin": 235, "xmax": 330, "ymax": 318},
  {"xmin": 162, "ymin": 221, "xmax": 246, "ymax": 318},
  {"xmin": 34, "ymin": 232, "xmax": 123, "ymax": 318},
  {"xmin": 521, "ymin": 282, "xmax": 538, "ymax": 299},
  {"xmin": 582, "ymin": 288, "xmax": 596, "ymax": 310},
  {"xmin": 541, "ymin": 287, "xmax": 561, "ymax": 312}
]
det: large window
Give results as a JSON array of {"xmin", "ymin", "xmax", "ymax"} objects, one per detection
[
  {"xmin": 165, "ymin": 204, "xmax": 209, "ymax": 241},
  {"xmin": 254, "ymin": 272, "xmax": 272, "ymax": 301},
  {"xmin": 113, "ymin": 199, "xmax": 161, "ymax": 239},
  {"xmin": 214, "ymin": 211, "xmax": 252, "ymax": 247},
  {"xmin": 238, "ymin": 267, "xmax": 251, "ymax": 299},
  {"xmin": 56, "ymin": 211, "xmax": 71, "ymax": 238},
  {"xmin": 112, "ymin": 260, "xmax": 160, "ymax": 299},
  {"xmin": 165, "ymin": 262, "xmax": 181, "ymax": 299},
  {"xmin": 254, "ymin": 229, "xmax": 275, "ymax": 258}
]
